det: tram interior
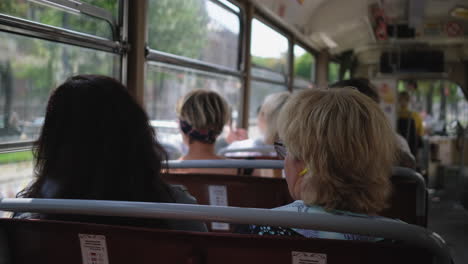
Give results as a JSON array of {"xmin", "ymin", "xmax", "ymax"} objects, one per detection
[{"xmin": 0, "ymin": 0, "xmax": 467, "ymax": 263}]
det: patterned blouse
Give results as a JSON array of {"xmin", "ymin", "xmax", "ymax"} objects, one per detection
[{"xmin": 242, "ymin": 200, "xmax": 401, "ymax": 241}]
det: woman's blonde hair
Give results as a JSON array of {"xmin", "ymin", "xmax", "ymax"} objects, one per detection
[
  {"xmin": 176, "ymin": 89, "xmax": 229, "ymax": 137},
  {"xmin": 259, "ymin": 92, "xmax": 290, "ymax": 144},
  {"xmin": 278, "ymin": 88, "xmax": 397, "ymax": 214}
]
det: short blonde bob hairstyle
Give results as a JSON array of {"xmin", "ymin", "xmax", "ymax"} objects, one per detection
[
  {"xmin": 259, "ymin": 92, "xmax": 290, "ymax": 144},
  {"xmin": 176, "ymin": 89, "xmax": 229, "ymax": 136},
  {"xmin": 278, "ymin": 88, "xmax": 397, "ymax": 214}
]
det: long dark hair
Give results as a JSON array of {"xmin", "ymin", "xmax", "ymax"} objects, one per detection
[{"xmin": 18, "ymin": 75, "xmax": 174, "ymax": 204}]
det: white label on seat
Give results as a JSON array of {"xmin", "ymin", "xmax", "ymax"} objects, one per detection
[
  {"xmin": 208, "ymin": 185, "xmax": 230, "ymax": 230},
  {"xmin": 292, "ymin": 251, "xmax": 327, "ymax": 264},
  {"xmin": 79, "ymin": 234, "xmax": 109, "ymax": 264}
]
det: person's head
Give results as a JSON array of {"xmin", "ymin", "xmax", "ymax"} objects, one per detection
[
  {"xmin": 277, "ymin": 88, "xmax": 396, "ymax": 214},
  {"xmin": 176, "ymin": 89, "xmax": 229, "ymax": 145},
  {"xmin": 19, "ymin": 75, "xmax": 173, "ymax": 203},
  {"xmin": 257, "ymin": 92, "xmax": 290, "ymax": 144},
  {"xmin": 330, "ymin": 78, "xmax": 380, "ymax": 103},
  {"xmin": 398, "ymin": 91, "xmax": 410, "ymax": 108}
]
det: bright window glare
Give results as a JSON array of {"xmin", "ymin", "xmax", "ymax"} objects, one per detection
[
  {"xmin": 217, "ymin": 0, "xmax": 240, "ymax": 13},
  {"xmin": 251, "ymin": 19, "xmax": 288, "ymax": 58},
  {"xmin": 206, "ymin": 1, "xmax": 239, "ymax": 34},
  {"xmin": 294, "ymin": 45, "xmax": 307, "ymax": 57}
]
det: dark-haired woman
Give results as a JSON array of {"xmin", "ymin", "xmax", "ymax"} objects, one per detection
[{"xmin": 16, "ymin": 75, "xmax": 207, "ymax": 232}]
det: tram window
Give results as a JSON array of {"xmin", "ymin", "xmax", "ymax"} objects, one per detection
[
  {"xmin": 251, "ymin": 67, "xmax": 285, "ymax": 83},
  {"xmin": 251, "ymin": 19, "xmax": 289, "ymax": 75},
  {"xmin": 80, "ymin": 0, "xmax": 119, "ymax": 18},
  {"xmin": 343, "ymin": 69, "xmax": 351, "ymax": 79},
  {"xmin": 294, "ymin": 78, "xmax": 311, "ymax": 90},
  {"xmin": 0, "ymin": 151, "xmax": 33, "ymax": 202},
  {"xmin": 294, "ymin": 45, "xmax": 315, "ymax": 86},
  {"xmin": 328, "ymin": 62, "xmax": 340, "ymax": 83},
  {"xmin": 145, "ymin": 62, "xmax": 242, "ymax": 144},
  {"xmin": 0, "ymin": 31, "xmax": 120, "ymax": 145},
  {"xmin": 248, "ymin": 81, "xmax": 287, "ymax": 139},
  {"xmin": 0, "ymin": 0, "xmax": 116, "ymax": 40},
  {"xmin": 147, "ymin": 0, "xmax": 240, "ymax": 69},
  {"xmin": 398, "ymin": 80, "xmax": 468, "ymax": 135}
]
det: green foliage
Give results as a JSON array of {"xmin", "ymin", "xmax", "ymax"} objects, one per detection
[
  {"xmin": 252, "ymin": 53, "xmax": 288, "ymax": 73},
  {"xmin": 294, "ymin": 53, "xmax": 314, "ymax": 80},
  {"xmin": 80, "ymin": 0, "xmax": 118, "ymax": 16},
  {"xmin": 0, "ymin": 150, "xmax": 33, "ymax": 164},
  {"xmin": 0, "ymin": 0, "xmax": 116, "ymax": 39},
  {"xmin": 328, "ymin": 62, "xmax": 340, "ymax": 83},
  {"xmin": 148, "ymin": 0, "xmax": 209, "ymax": 59}
]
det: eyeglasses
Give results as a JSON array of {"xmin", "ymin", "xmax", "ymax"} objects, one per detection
[
  {"xmin": 274, "ymin": 140, "xmax": 287, "ymax": 159},
  {"xmin": 274, "ymin": 140, "xmax": 309, "ymax": 176}
]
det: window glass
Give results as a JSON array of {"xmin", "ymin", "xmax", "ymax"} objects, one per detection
[
  {"xmin": 148, "ymin": 0, "xmax": 240, "ymax": 69},
  {"xmin": 294, "ymin": 78, "xmax": 311, "ymax": 89},
  {"xmin": 294, "ymin": 45, "xmax": 315, "ymax": 81},
  {"xmin": 80, "ymin": 0, "xmax": 119, "ymax": 18},
  {"xmin": 251, "ymin": 67, "xmax": 286, "ymax": 83},
  {"xmin": 217, "ymin": 0, "xmax": 240, "ymax": 13},
  {"xmin": 0, "ymin": 31, "xmax": 120, "ymax": 145},
  {"xmin": 0, "ymin": 0, "xmax": 116, "ymax": 39},
  {"xmin": 343, "ymin": 69, "xmax": 351, "ymax": 80},
  {"xmin": 251, "ymin": 19, "xmax": 289, "ymax": 75},
  {"xmin": 248, "ymin": 81, "xmax": 287, "ymax": 139},
  {"xmin": 0, "ymin": 151, "xmax": 33, "ymax": 200},
  {"xmin": 398, "ymin": 80, "xmax": 468, "ymax": 135},
  {"xmin": 145, "ymin": 62, "xmax": 242, "ymax": 148},
  {"xmin": 328, "ymin": 62, "xmax": 340, "ymax": 83}
]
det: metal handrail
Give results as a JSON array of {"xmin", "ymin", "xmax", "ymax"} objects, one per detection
[
  {"xmin": 0, "ymin": 14, "xmax": 121, "ymax": 53},
  {"xmin": 165, "ymin": 161, "xmax": 426, "ymax": 219},
  {"xmin": 165, "ymin": 159, "xmax": 283, "ymax": 169},
  {"xmin": 0, "ymin": 198, "xmax": 451, "ymax": 264},
  {"xmin": 218, "ymin": 146, "xmax": 276, "ymax": 155}
]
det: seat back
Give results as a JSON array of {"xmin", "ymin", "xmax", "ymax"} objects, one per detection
[
  {"xmin": 164, "ymin": 161, "xmax": 427, "ymax": 227},
  {"xmin": 163, "ymin": 171, "xmax": 427, "ymax": 227},
  {"xmin": 0, "ymin": 218, "xmax": 433, "ymax": 264},
  {"xmin": 0, "ymin": 198, "xmax": 451, "ymax": 264},
  {"xmin": 163, "ymin": 173, "xmax": 293, "ymax": 231},
  {"xmin": 383, "ymin": 167, "xmax": 427, "ymax": 226},
  {"xmin": 164, "ymin": 173, "xmax": 292, "ymax": 209}
]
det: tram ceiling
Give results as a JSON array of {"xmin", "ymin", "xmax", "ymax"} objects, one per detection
[{"xmin": 255, "ymin": 0, "xmax": 468, "ymax": 56}]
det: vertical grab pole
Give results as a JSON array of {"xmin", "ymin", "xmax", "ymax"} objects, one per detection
[
  {"xmin": 126, "ymin": 0, "xmax": 148, "ymax": 106},
  {"xmin": 240, "ymin": 2, "xmax": 253, "ymax": 129}
]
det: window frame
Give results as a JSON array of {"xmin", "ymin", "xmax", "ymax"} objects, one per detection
[
  {"xmin": 292, "ymin": 43, "xmax": 316, "ymax": 88},
  {"xmin": 145, "ymin": 0, "xmax": 244, "ymax": 73},
  {"xmin": 250, "ymin": 16, "xmax": 291, "ymax": 79},
  {"xmin": 0, "ymin": 0, "xmax": 126, "ymax": 152},
  {"xmin": 328, "ymin": 60, "xmax": 341, "ymax": 83},
  {"xmin": 144, "ymin": 0, "xmax": 245, "ymax": 132}
]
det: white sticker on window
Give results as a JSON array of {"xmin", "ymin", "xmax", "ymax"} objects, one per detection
[
  {"xmin": 208, "ymin": 185, "xmax": 230, "ymax": 230},
  {"xmin": 79, "ymin": 234, "xmax": 109, "ymax": 264},
  {"xmin": 292, "ymin": 251, "xmax": 327, "ymax": 264}
]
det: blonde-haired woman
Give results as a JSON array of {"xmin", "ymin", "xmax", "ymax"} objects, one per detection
[
  {"xmin": 225, "ymin": 91, "xmax": 290, "ymax": 153},
  {"xmin": 242, "ymin": 88, "xmax": 400, "ymax": 240},
  {"xmin": 175, "ymin": 89, "xmax": 237, "ymax": 175}
]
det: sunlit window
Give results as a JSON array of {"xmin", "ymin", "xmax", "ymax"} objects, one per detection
[
  {"xmin": 147, "ymin": 0, "xmax": 240, "ymax": 69},
  {"xmin": 294, "ymin": 45, "xmax": 315, "ymax": 89},
  {"xmin": 397, "ymin": 80, "xmax": 468, "ymax": 134},
  {"xmin": 251, "ymin": 19, "xmax": 289, "ymax": 74},
  {"xmin": 0, "ymin": 0, "xmax": 116, "ymax": 39},
  {"xmin": 0, "ymin": 31, "xmax": 120, "ymax": 145},
  {"xmin": 328, "ymin": 62, "xmax": 340, "ymax": 83}
]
